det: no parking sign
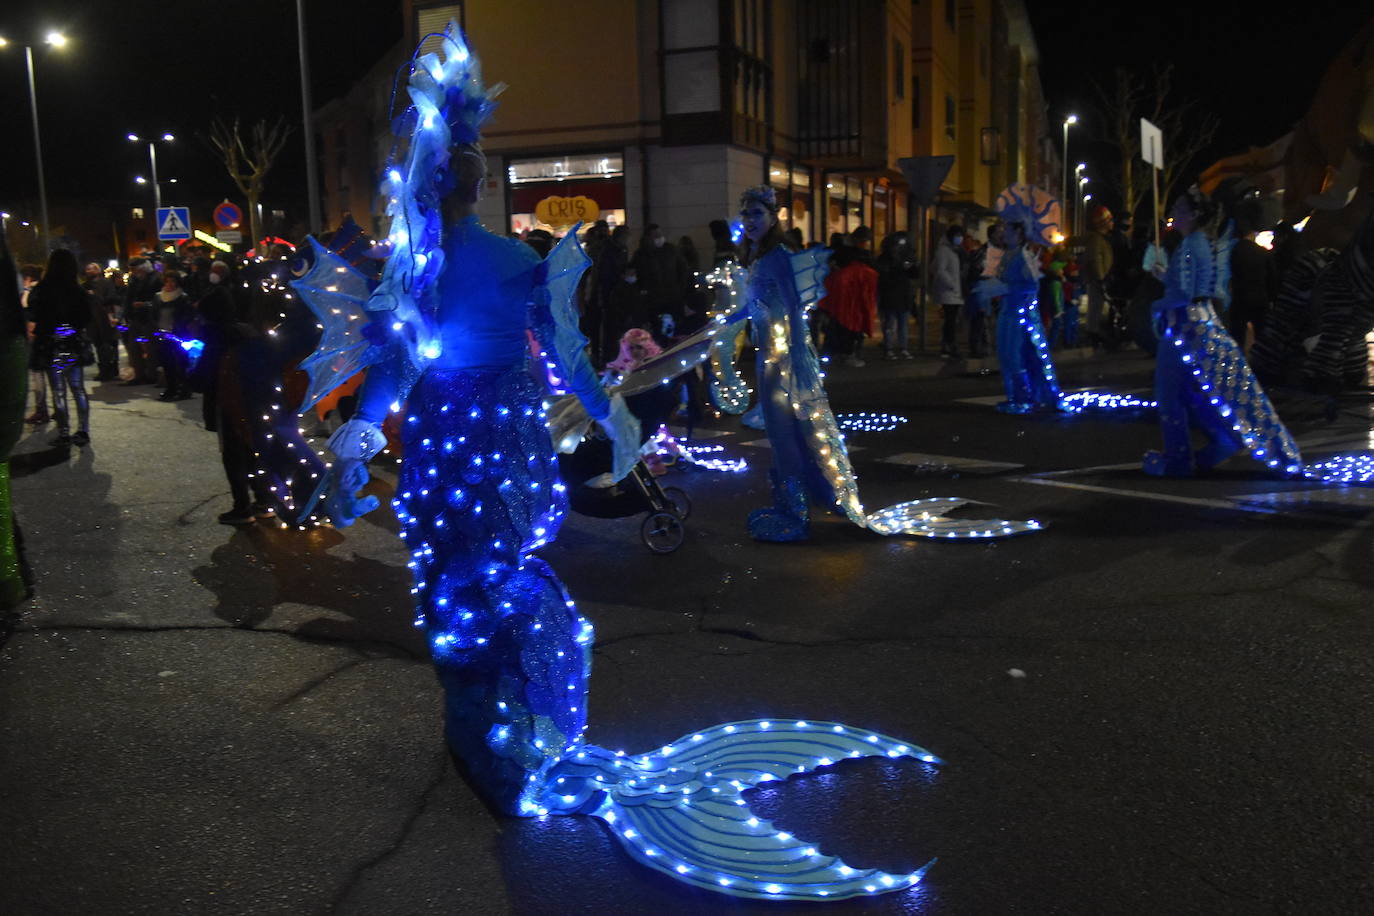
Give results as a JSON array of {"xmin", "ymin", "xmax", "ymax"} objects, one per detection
[{"xmin": 213, "ymin": 201, "xmax": 243, "ymax": 230}]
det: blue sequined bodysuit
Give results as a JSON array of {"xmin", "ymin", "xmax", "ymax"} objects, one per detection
[
  {"xmin": 1146, "ymin": 230, "xmax": 1301, "ymax": 477},
  {"xmin": 353, "ymin": 217, "xmax": 610, "ymax": 815}
]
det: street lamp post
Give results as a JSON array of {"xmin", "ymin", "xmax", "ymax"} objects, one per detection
[
  {"xmin": 1073, "ymin": 164, "xmax": 1086, "ymax": 234},
  {"xmin": 1078, "ymin": 176, "xmax": 1090, "ymax": 237},
  {"xmin": 295, "ymin": 0, "xmax": 321, "ymax": 234},
  {"xmin": 1, "ymin": 31, "xmax": 68, "ymax": 254},
  {"xmin": 1061, "ymin": 115, "xmax": 1078, "ymax": 236},
  {"xmin": 128, "ymin": 132, "xmax": 175, "ymax": 212}
]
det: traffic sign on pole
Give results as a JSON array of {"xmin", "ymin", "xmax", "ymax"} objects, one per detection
[
  {"xmin": 213, "ymin": 200, "xmax": 243, "ymax": 230},
  {"xmin": 156, "ymin": 206, "xmax": 192, "ymax": 241}
]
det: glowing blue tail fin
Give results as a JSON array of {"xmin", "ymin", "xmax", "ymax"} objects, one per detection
[{"xmin": 544, "ymin": 719, "xmax": 941, "ymax": 901}]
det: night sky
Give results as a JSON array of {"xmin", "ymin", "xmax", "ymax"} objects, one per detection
[
  {"xmin": 0, "ymin": 0, "xmax": 399, "ymax": 218},
  {"xmin": 1029, "ymin": 1, "xmax": 1372, "ymax": 211},
  {"xmin": 0, "ymin": 1, "xmax": 1367, "ymax": 225}
]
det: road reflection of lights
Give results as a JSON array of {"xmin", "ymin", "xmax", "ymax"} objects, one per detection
[{"xmin": 835, "ymin": 412, "xmax": 908, "ymax": 432}]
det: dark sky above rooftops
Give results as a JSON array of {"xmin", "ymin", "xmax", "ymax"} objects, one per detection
[{"xmin": 0, "ymin": 1, "xmax": 1367, "ymax": 222}]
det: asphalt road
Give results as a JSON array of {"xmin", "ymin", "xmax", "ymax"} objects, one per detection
[{"xmin": 3, "ymin": 350, "xmax": 1372, "ymax": 915}]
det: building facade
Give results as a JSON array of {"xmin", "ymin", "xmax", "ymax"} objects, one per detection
[{"xmin": 315, "ymin": 0, "xmax": 1057, "ymax": 260}]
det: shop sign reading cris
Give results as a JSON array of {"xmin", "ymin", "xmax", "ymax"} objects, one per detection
[{"xmin": 535, "ymin": 195, "xmax": 601, "ymax": 228}]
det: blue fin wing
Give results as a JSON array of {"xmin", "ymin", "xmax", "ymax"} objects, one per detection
[
  {"xmin": 789, "ymin": 247, "xmax": 830, "ymax": 309},
  {"xmin": 539, "ymin": 221, "xmax": 593, "ymax": 350},
  {"xmin": 290, "ymin": 237, "xmax": 379, "ymax": 412}
]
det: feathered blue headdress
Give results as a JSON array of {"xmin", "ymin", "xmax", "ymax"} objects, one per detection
[
  {"xmin": 363, "ymin": 23, "xmax": 503, "ymax": 369},
  {"xmin": 995, "ymin": 183, "xmax": 1062, "ymax": 246}
]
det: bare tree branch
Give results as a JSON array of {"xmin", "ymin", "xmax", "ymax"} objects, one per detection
[
  {"xmin": 204, "ymin": 115, "xmax": 294, "ymax": 249},
  {"xmin": 1091, "ymin": 62, "xmax": 1219, "ymax": 229}
]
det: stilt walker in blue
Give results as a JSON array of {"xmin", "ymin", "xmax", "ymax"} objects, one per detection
[
  {"xmin": 1143, "ymin": 186, "xmax": 1303, "ymax": 478},
  {"xmin": 289, "ymin": 24, "xmax": 963, "ymax": 902},
  {"xmin": 988, "ymin": 184, "xmax": 1066, "ymax": 414}
]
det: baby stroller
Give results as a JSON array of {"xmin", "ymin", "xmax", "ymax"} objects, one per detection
[{"xmin": 556, "ymin": 430, "xmax": 693, "ymax": 554}]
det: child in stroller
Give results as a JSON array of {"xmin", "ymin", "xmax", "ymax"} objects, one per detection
[
  {"xmin": 548, "ymin": 328, "xmax": 696, "ymax": 552},
  {"xmin": 555, "ymin": 431, "xmax": 691, "ymax": 553}
]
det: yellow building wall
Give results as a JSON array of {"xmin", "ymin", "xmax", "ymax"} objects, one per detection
[
  {"xmin": 955, "ymin": 0, "xmax": 993, "ymax": 206},
  {"xmin": 884, "ymin": 0, "xmax": 914, "ymax": 167},
  {"xmin": 460, "ymin": 1, "xmax": 651, "ymax": 153},
  {"xmin": 911, "ymin": 0, "xmax": 961, "ymax": 187}
]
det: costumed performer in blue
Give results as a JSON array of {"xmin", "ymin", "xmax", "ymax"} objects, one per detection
[
  {"xmin": 1143, "ymin": 186, "xmax": 1303, "ymax": 478},
  {"xmin": 987, "ymin": 183, "xmax": 1066, "ymax": 414},
  {"xmin": 732, "ymin": 185, "xmax": 1043, "ymax": 541},
  {"xmin": 290, "ymin": 24, "xmax": 960, "ymax": 902}
]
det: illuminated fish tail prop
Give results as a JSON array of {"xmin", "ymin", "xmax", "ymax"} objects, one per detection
[{"xmin": 535, "ymin": 719, "xmax": 941, "ymax": 901}]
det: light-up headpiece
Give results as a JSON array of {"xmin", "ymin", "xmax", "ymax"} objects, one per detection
[
  {"xmin": 739, "ymin": 185, "xmax": 780, "ymax": 215},
  {"xmin": 994, "ymin": 183, "xmax": 1062, "ymax": 246}
]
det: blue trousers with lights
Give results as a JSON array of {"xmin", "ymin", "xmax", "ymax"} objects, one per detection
[
  {"xmin": 396, "ymin": 368, "xmax": 592, "ymax": 816},
  {"xmin": 996, "ymin": 292, "xmax": 1062, "ymax": 410},
  {"xmin": 1152, "ymin": 342, "xmax": 1244, "ymax": 470}
]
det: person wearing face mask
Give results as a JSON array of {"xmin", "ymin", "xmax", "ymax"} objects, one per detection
[
  {"xmin": 191, "ymin": 260, "xmax": 238, "ymax": 429},
  {"xmin": 932, "ymin": 224, "xmax": 965, "ymax": 359},
  {"xmin": 629, "ymin": 223, "xmax": 690, "ymax": 333}
]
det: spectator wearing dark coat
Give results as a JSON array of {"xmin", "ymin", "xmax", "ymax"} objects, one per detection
[
  {"xmin": 629, "ymin": 223, "xmax": 691, "ymax": 335},
  {"xmin": 877, "ymin": 232, "xmax": 920, "ymax": 359}
]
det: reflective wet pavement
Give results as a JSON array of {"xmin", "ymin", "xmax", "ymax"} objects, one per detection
[{"xmin": 3, "ymin": 350, "xmax": 1373, "ymax": 914}]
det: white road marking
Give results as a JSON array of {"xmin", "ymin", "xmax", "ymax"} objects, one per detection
[
  {"xmin": 1010, "ymin": 476, "xmax": 1278, "ymax": 513},
  {"xmin": 880, "ymin": 452, "xmax": 1023, "ymax": 473}
]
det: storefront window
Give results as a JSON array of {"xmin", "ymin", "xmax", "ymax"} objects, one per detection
[
  {"xmin": 507, "ymin": 153, "xmax": 625, "ymax": 235},
  {"xmin": 827, "ymin": 178, "xmax": 846, "ymax": 243},
  {"xmin": 791, "ymin": 167, "xmax": 812, "ymax": 244}
]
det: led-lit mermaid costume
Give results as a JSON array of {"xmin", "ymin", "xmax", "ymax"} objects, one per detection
[
  {"xmin": 721, "ymin": 189, "xmax": 1041, "ymax": 542},
  {"xmin": 287, "ymin": 26, "xmax": 964, "ymax": 902},
  {"xmin": 1144, "ymin": 227, "xmax": 1302, "ymax": 477},
  {"xmin": 989, "ymin": 184, "xmax": 1064, "ymax": 414}
]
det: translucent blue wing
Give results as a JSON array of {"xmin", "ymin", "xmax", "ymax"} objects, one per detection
[
  {"xmin": 790, "ymin": 246, "xmax": 830, "ymax": 309},
  {"xmin": 614, "ymin": 311, "xmax": 747, "ymax": 398},
  {"xmin": 290, "ymin": 237, "xmax": 380, "ymax": 412}
]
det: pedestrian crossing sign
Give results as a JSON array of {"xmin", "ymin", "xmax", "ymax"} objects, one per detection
[{"xmin": 156, "ymin": 206, "xmax": 192, "ymax": 240}]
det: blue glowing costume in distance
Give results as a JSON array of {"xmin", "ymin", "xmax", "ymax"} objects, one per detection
[
  {"xmin": 989, "ymin": 183, "xmax": 1065, "ymax": 414},
  {"xmin": 991, "ymin": 245, "xmax": 1064, "ymax": 413},
  {"xmin": 728, "ymin": 212, "xmax": 1042, "ymax": 542},
  {"xmin": 1144, "ymin": 229, "xmax": 1303, "ymax": 477}
]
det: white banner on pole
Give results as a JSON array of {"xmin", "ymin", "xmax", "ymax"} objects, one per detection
[{"xmin": 1140, "ymin": 118, "xmax": 1164, "ymax": 170}]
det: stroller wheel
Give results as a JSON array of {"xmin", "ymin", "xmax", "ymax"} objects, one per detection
[
  {"xmin": 641, "ymin": 511, "xmax": 685, "ymax": 554},
  {"xmin": 661, "ymin": 486, "xmax": 692, "ymax": 521}
]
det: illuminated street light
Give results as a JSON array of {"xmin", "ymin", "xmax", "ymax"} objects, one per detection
[
  {"xmin": 1061, "ymin": 115, "xmax": 1079, "ymax": 236},
  {"xmin": 127, "ymin": 131, "xmax": 176, "ymax": 211},
  {"xmin": 0, "ymin": 29, "xmax": 70, "ymax": 253}
]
